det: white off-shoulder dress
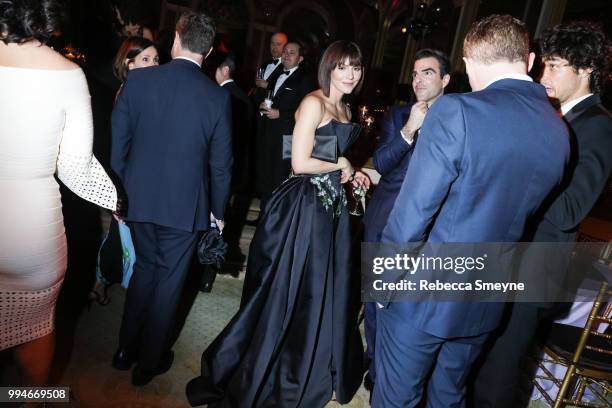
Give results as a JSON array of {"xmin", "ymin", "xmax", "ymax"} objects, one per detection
[{"xmin": 0, "ymin": 66, "xmax": 117, "ymax": 350}]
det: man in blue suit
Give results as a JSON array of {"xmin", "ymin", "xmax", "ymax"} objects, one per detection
[
  {"xmin": 361, "ymin": 48, "xmax": 450, "ymax": 390},
  {"xmin": 110, "ymin": 11, "xmax": 232, "ymax": 386},
  {"xmin": 373, "ymin": 15, "xmax": 569, "ymax": 407}
]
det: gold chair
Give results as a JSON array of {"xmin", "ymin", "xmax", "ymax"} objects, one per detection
[{"xmin": 533, "ymin": 281, "xmax": 612, "ymax": 407}]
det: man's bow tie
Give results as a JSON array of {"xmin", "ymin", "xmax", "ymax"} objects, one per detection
[{"xmin": 283, "ymin": 70, "xmax": 291, "ymax": 75}]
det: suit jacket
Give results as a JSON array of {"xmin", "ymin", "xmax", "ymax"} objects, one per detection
[
  {"xmin": 256, "ymin": 65, "xmax": 314, "ymax": 198},
  {"xmin": 381, "ymin": 79, "xmax": 570, "ymax": 338},
  {"xmin": 222, "ymin": 80, "xmax": 254, "ymax": 189},
  {"xmin": 111, "ymin": 58, "xmax": 233, "ymax": 232},
  {"xmin": 528, "ymin": 95, "xmax": 612, "ymax": 242},
  {"xmin": 363, "ymin": 104, "xmax": 415, "ymax": 242}
]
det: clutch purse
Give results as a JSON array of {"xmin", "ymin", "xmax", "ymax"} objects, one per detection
[
  {"xmin": 282, "ymin": 134, "xmax": 338, "ymax": 163},
  {"xmin": 197, "ymin": 224, "xmax": 228, "ymax": 269}
]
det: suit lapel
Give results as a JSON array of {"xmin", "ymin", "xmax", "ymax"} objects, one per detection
[
  {"xmin": 266, "ymin": 63, "xmax": 285, "ymax": 91},
  {"xmin": 273, "ymin": 67, "xmax": 301, "ymax": 100},
  {"xmin": 564, "ymin": 95, "xmax": 600, "ymax": 124}
]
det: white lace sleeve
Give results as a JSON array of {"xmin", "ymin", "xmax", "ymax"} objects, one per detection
[
  {"xmin": 56, "ymin": 70, "xmax": 117, "ymax": 211},
  {"xmin": 57, "ymin": 153, "xmax": 117, "ymax": 210}
]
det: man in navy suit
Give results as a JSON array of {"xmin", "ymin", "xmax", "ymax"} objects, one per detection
[
  {"xmin": 110, "ymin": 11, "xmax": 232, "ymax": 386},
  {"xmin": 373, "ymin": 15, "xmax": 569, "ymax": 407},
  {"xmin": 361, "ymin": 48, "xmax": 450, "ymax": 390},
  {"xmin": 473, "ymin": 21, "xmax": 612, "ymax": 407}
]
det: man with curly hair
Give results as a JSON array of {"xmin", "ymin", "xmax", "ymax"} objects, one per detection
[{"xmin": 473, "ymin": 21, "xmax": 612, "ymax": 408}]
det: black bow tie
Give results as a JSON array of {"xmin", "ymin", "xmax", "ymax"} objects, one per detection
[
  {"xmin": 283, "ymin": 70, "xmax": 291, "ymax": 75},
  {"xmin": 268, "ymin": 58, "xmax": 280, "ymax": 66}
]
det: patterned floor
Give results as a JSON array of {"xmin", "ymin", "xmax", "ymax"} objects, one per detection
[
  {"xmin": 29, "ymin": 199, "xmax": 371, "ymax": 408},
  {"xmin": 50, "ymin": 274, "xmax": 370, "ymax": 407},
  {"xmin": 0, "ymin": 198, "xmax": 554, "ymax": 407}
]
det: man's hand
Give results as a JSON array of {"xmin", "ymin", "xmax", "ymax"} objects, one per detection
[
  {"xmin": 264, "ymin": 108, "xmax": 280, "ymax": 119},
  {"xmin": 401, "ymin": 101, "xmax": 429, "ymax": 141},
  {"xmin": 214, "ymin": 219, "xmax": 225, "ymax": 232},
  {"xmin": 255, "ymin": 79, "xmax": 268, "ymax": 89},
  {"xmin": 210, "ymin": 213, "xmax": 225, "ymax": 232}
]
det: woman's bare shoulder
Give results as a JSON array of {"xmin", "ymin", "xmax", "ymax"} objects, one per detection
[
  {"xmin": 43, "ymin": 48, "xmax": 79, "ymax": 70},
  {"xmin": 0, "ymin": 44, "xmax": 79, "ymax": 71},
  {"xmin": 298, "ymin": 91, "xmax": 326, "ymax": 114}
]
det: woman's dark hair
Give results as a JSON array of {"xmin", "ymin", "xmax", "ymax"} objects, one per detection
[
  {"xmin": 539, "ymin": 21, "xmax": 610, "ymax": 94},
  {"xmin": 318, "ymin": 40, "xmax": 364, "ymax": 97},
  {"xmin": 113, "ymin": 36, "xmax": 155, "ymax": 81},
  {"xmin": 0, "ymin": 0, "xmax": 66, "ymax": 45}
]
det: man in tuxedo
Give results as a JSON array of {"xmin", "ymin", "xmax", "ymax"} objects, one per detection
[
  {"xmin": 253, "ymin": 32, "xmax": 288, "ymax": 106},
  {"xmin": 215, "ymin": 53, "xmax": 254, "ymax": 192},
  {"xmin": 256, "ymin": 41, "xmax": 314, "ymax": 207},
  {"xmin": 373, "ymin": 15, "xmax": 569, "ymax": 407},
  {"xmin": 473, "ymin": 21, "xmax": 612, "ymax": 408},
  {"xmin": 110, "ymin": 11, "xmax": 232, "ymax": 386},
  {"xmin": 361, "ymin": 48, "xmax": 450, "ymax": 391}
]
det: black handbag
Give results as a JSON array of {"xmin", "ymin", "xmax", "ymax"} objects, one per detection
[
  {"xmin": 197, "ymin": 226, "xmax": 228, "ymax": 269},
  {"xmin": 282, "ymin": 134, "xmax": 338, "ymax": 163}
]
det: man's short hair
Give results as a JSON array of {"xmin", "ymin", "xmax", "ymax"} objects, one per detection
[
  {"xmin": 415, "ymin": 48, "xmax": 451, "ymax": 77},
  {"xmin": 176, "ymin": 11, "xmax": 215, "ymax": 55},
  {"xmin": 463, "ymin": 14, "xmax": 529, "ymax": 65},
  {"xmin": 284, "ymin": 41, "xmax": 303, "ymax": 57},
  {"xmin": 539, "ymin": 21, "xmax": 610, "ymax": 95},
  {"xmin": 219, "ymin": 53, "xmax": 236, "ymax": 76}
]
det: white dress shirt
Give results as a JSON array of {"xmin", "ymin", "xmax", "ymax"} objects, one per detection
[
  {"xmin": 263, "ymin": 58, "xmax": 281, "ymax": 80},
  {"xmin": 220, "ymin": 79, "xmax": 234, "ymax": 87},
  {"xmin": 483, "ymin": 73, "xmax": 533, "ymax": 89},
  {"xmin": 273, "ymin": 66, "xmax": 298, "ymax": 96},
  {"xmin": 561, "ymin": 93, "xmax": 593, "ymax": 116},
  {"xmin": 175, "ymin": 56, "xmax": 201, "ymax": 67}
]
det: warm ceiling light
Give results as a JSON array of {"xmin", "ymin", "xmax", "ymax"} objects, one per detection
[{"xmin": 401, "ymin": 27, "xmax": 407, "ymax": 33}]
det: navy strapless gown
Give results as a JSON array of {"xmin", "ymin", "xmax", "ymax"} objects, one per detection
[{"xmin": 186, "ymin": 120, "xmax": 364, "ymax": 407}]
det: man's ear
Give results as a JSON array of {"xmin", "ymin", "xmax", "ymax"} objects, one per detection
[
  {"xmin": 578, "ymin": 67, "xmax": 593, "ymax": 78},
  {"xmin": 298, "ymin": 55, "xmax": 304, "ymax": 64},
  {"xmin": 223, "ymin": 66, "xmax": 230, "ymax": 77},
  {"xmin": 171, "ymin": 32, "xmax": 180, "ymax": 54},
  {"xmin": 442, "ymin": 73, "xmax": 451, "ymax": 88},
  {"xmin": 527, "ymin": 52, "xmax": 536, "ymax": 73},
  {"xmin": 204, "ymin": 46, "xmax": 213, "ymax": 60}
]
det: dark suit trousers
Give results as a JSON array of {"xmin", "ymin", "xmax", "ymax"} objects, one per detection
[
  {"xmin": 471, "ymin": 303, "xmax": 541, "ymax": 408},
  {"xmin": 119, "ymin": 222, "xmax": 198, "ymax": 371},
  {"xmin": 373, "ymin": 304, "xmax": 488, "ymax": 408}
]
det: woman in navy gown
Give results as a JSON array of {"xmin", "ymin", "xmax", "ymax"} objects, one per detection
[{"xmin": 186, "ymin": 40, "xmax": 370, "ymax": 408}]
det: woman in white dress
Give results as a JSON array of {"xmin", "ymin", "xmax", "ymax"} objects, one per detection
[{"xmin": 0, "ymin": 0, "xmax": 119, "ymax": 389}]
